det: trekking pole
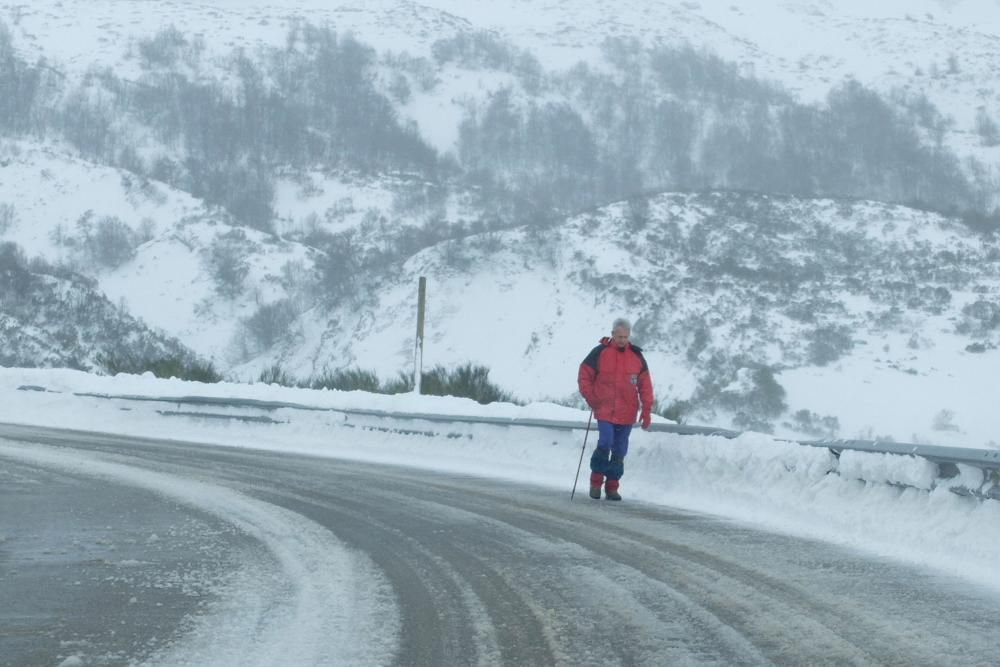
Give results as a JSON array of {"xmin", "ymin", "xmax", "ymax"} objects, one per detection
[{"xmin": 570, "ymin": 411, "xmax": 594, "ymax": 500}]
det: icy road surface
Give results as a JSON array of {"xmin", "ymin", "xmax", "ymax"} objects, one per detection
[{"xmin": 1, "ymin": 424, "xmax": 998, "ymax": 666}]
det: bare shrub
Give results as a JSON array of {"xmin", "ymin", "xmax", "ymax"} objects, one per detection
[
  {"xmin": 243, "ymin": 298, "xmax": 298, "ymax": 352},
  {"xmin": 0, "ymin": 203, "xmax": 14, "ymax": 233}
]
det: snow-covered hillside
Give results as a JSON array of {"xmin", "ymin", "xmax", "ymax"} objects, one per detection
[
  {"xmin": 267, "ymin": 191, "xmax": 1000, "ymax": 448},
  {"xmin": 2, "ymin": 0, "xmax": 1000, "ymax": 449},
  {"xmin": 5, "ymin": 0, "xmax": 1000, "ymax": 163}
]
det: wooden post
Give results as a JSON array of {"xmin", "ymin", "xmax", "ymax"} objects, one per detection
[{"xmin": 414, "ymin": 276, "xmax": 426, "ymax": 394}]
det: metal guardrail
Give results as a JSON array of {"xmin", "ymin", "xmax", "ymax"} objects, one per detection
[
  {"xmin": 69, "ymin": 391, "xmax": 747, "ymax": 435},
  {"xmin": 799, "ymin": 438, "xmax": 1000, "ymax": 474},
  {"xmin": 22, "ymin": 387, "xmax": 1000, "ymax": 500}
]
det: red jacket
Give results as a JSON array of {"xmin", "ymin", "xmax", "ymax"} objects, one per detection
[{"xmin": 578, "ymin": 337, "xmax": 654, "ymax": 425}]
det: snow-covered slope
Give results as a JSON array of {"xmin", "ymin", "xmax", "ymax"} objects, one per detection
[
  {"xmin": 0, "ymin": 140, "xmax": 313, "ymax": 364},
  {"xmin": 5, "ymin": 0, "xmax": 1000, "ymax": 161},
  {"xmin": 0, "ymin": 140, "xmax": 203, "ymax": 260},
  {"xmin": 257, "ymin": 191, "xmax": 1000, "ymax": 448}
]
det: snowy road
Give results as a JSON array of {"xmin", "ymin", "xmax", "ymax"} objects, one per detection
[{"xmin": 2, "ymin": 424, "xmax": 999, "ymax": 666}]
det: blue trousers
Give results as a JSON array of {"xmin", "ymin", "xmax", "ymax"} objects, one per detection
[{"xmin": 590, "ymin": 421, "xmax": 632, "ymax": 481}]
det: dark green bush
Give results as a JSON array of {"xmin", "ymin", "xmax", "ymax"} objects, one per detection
[
  {"xmin": 258, "ymin": 364, "xmax": 298, "ymax": 387},
  {"xmin": 807, "ymin": 325, "xmax": 854, "ymax": 366},
  {"xmin": 784, "ymin": 409, "xmax": 840, "ymax": 438},
  {"xmin": 382, "ymin": 371, "xmax": 415, "ymax": 394},
  {"xmin": 95, "ymin": 217, "xmax": 137, "ymax": 268},
  {"xmin": 207, "ymin": 230, "xmax": 251, "ymax": 298},
  {"xmin": 732, "ymin": 411, "xmax": 776, "ymax": 434},
  {"xmin": 311, "ymin": 368, "xmax": 382, "ymax": 392},
  {"xmin": 309, "ymin": 363, "xmax": 516, "ymax": 404},
  {"xmin": 956, "ymin": 300, "xmax": 1000, "ymax": 336},
  {"xmin": 418, "ymin": 363, "xmax": 516, "ymax": 404},
  {"xmin": 653, "ymin": 398, "xmax": 689, "ymax": 423},
  {"xmin": 99, "ymin": 352, "xmax": 222, "ymax": 383},
  {"xmin": 243, "ymin": 299, "xmax": 298, "ymax": 352},
  {"xmin": 717, "ymin": 366, "xmax": 786, "ymax": 418}
]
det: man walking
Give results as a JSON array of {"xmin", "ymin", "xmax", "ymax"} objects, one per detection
[{"xmin": 577, "ymin": 318, "xmax": 654, "ymax": 501}]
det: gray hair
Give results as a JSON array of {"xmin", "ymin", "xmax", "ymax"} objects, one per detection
[{"xmin": 612, "ymin": 317, "xmax": 631, "ymax": 333}]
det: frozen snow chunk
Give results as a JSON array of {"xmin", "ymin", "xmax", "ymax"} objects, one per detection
[{"xmin": 837, "ymin": 450, "xmax": 937, "ymax": 490}]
